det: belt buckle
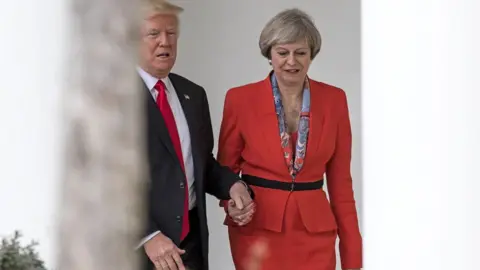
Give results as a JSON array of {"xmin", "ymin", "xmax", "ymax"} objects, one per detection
[{"xmin": 290, "ymin": 182, "xmax": 295, "ymax": 192}]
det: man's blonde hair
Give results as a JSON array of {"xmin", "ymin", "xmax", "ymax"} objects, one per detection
[{"xmin": 141, "ymin": 0, "xmax": 184, "ymax": 17}]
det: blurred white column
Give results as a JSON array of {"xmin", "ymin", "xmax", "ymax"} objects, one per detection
[
  {"xmin": 0, "ymin": 0, "xmax": 66, "ymax": 268},
  {"xmin": 362, "ymin": 1, "xmax": 479, "ymax": 269}
]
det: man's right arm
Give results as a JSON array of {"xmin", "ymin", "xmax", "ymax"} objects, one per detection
[{"xmin": 140, "ymin": 230, "xmax": 186, "ymax": 270}]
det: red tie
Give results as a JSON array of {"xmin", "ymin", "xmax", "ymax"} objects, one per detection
[{"xmin": 155, "ymin": 80, "xmax": 190, "ymax": 241}]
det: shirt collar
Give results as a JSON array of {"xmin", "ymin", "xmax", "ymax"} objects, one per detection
[{"xmin": 136, "ymin": 66, "xmax": 171, "ymax": 92}]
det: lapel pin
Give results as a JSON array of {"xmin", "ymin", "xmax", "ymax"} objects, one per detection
[{"xmin": 184, "ymin": 94, "xmax": 190, "ymax": 100}]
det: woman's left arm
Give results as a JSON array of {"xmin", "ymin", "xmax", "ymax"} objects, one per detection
[{"xmin": 325, "ymin": 90, "xmax": 362, "ymax": 270}]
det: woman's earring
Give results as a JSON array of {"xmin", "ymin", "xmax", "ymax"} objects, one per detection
[{"xmin": 268, "ymin": 60, "xmax": 272, "ymax": 65}]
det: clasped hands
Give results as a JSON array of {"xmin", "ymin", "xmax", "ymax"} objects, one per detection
[{"xmin": 228, "ymin": 181, "xmax": 256, "ymax": 226}]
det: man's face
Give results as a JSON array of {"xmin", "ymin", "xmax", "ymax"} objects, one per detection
[{"xmin": 139, "ymin": 13, "xmax": 178, "ymax": 78}]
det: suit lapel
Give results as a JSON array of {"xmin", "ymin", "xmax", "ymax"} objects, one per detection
[
  {"xmin": 168, "ymin": 74, "xmax": 203, "ymax": 182},
  {"xmin": 256, "ymin": 76, "xmax": 291, "ymax": 175},
  {"xmin": 167, "ymin": 74, "xmax": 198, "ymax": 139},
  {"xmin": 303, "ymin": 80, "xmax": 326, "ymax": 168}
]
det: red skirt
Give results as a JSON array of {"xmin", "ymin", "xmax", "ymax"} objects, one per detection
[{"xmin": 227, "ymin": 194, "xmax": 337, "ymax": 270}]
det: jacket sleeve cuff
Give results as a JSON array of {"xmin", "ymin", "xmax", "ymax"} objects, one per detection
[
  {"xmin": 237, "ymin": 180, "xmax": 255, "ymax": 200},
  {"xmin": 340, "ymin": 246, "xmax": 363, "ymax": 269}
]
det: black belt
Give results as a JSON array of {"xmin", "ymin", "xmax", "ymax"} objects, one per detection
[{"xmin": 242, "ymin": 174, "xmax": 323, "ymax": 192}]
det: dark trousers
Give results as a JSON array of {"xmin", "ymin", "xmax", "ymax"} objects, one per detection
[
  {"xmin": 142, "ymin": 208, "xmax": 204, "ymax": 270},
  {"xmin": 179, "ymin": 208, "xmax": 204, "ymax": 270}
]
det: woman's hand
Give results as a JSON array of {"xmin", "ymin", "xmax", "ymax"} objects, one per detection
[{"xmin": 227, "ymin": 199, "xmax": 256, "ymax": 226}]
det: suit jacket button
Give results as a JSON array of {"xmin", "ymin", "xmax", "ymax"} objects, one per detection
[
  {"xmin": 180, "ymin": 182, "xmax": 184, "ymax": 188},
  {"xmin": 176, "ymin": 216, "xmax": 181, "ymax": 222}
]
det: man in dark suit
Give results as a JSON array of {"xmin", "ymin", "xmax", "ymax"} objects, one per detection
[{"xmin": 136, "ymin": 1, "xmax": 255, "ymax": 270}]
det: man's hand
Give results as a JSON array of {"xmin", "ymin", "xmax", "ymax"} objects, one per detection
[
  {"xmin": 228, "ymin": 181, "xmax": 256, "ymax": 226},
  {"xmin": 144, "ymin": 232, "xmax": 186, "ymax": 270}
]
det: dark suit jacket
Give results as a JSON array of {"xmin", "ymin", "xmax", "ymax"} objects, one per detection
[{"xmin": 143, "ymin": 73, "xmax": 241, "ymax": 270}]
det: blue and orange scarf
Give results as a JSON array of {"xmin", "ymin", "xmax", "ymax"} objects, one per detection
[{"xmin": 271, "ymin": 73, "xmax": 311, "ymax": 179}]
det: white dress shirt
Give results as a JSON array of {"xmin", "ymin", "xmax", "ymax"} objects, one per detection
[{"xmin": 136, "ymin": 67, "xmax": 196, "ymax": 248}]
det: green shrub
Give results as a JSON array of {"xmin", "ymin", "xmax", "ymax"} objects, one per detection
[{"xmin": 0, "ymin": 231, "xmax": 47, "ymax": 270}]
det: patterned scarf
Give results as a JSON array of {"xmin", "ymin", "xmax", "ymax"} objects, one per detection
[{"xmin": 271, "ymin": 72, "xmax": 311, "ymax": 179}]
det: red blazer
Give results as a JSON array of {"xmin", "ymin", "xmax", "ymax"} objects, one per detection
[{"xmin": 217, "ymin": 75, "xmax": 362, "ymax": 268}]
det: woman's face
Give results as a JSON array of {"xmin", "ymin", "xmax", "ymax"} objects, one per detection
[{"xmin": 270, "ymin": 39, "xmax": 312, "ymax": 87}]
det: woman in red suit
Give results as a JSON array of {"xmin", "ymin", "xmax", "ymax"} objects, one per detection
[{"xmin": 217, "ymin": 8, "xmax": 362, "ymax": 270}]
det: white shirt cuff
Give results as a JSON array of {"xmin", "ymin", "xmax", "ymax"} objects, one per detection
[{"xmin": 135, "ymin": 230, "xmax": 161, "ymax": 250}]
